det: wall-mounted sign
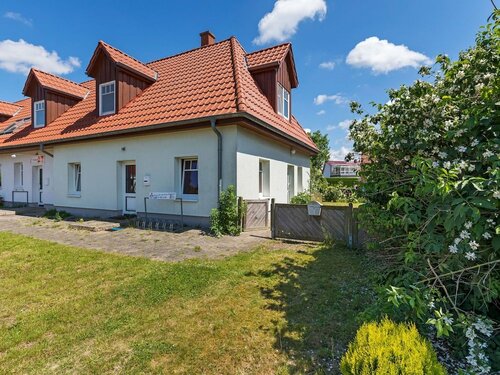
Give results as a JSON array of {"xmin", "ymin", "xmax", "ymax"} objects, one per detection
[
  {"xmin": 148, "ymin": 192, "xmax": 176, "ymax": 200},
  {"xmin": 307, "ymin": 201, "xmax": 322, "ymax": 216},
  {"xmin": 31, "ymin": 155, "xmax": 44, "ymax": 165}
]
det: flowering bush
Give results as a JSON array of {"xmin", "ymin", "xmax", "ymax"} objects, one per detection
[{"xmin": 349, "ymin": 12, "xmax": 499, "ymax": 373}]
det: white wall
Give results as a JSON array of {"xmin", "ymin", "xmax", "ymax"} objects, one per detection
[
  {"xmin": 236, "ymin": 127, "xmax": 310, "ymax": 203},
  {"xmin": 51, "ymin": 126, "xmax": 237, "ymax": 218},
  {"xmin": 0, "ymin": 150, "xmax": 54, "ymax": 205}
]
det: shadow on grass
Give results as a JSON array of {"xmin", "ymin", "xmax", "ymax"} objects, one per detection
[{"xmin": 258, "ymin": 243, "xmax": 376, "ymax": 374}]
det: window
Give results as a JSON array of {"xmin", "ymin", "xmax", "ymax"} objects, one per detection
[
  {"xmin": 125, "ymin": 164, "xmax": 136, "ymax": 194},
  {"xmin": 99, "ymin": 81, "xmax": 116, "ymax": 116},
  {"xmin": 34, "ymin": 100, "xmax": 45, "ymax": 128},
  {"xmin": 14, "ymin": 162, "xmax": 23, "ymax": 189},
  {"xmin": 277, "ymin": 84, "xmax": 290, "ymax": 120},
  {"xmin": 68, "ymin": 163, "xmax": 81, "ymax": 195},
  {"xmin": 297, "ymin": 167, "xmax": 303, "ymax": 192},
  {"xmin": 181, "ymin": 159, "xmax": 198, "ymax": 197},
  {"xmin": 258, "ymin": 159, "xmax": 270, "ymax": 197}
]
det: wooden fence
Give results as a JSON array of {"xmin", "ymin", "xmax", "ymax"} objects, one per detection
[
  {"xmin": 270, "ymin": 200, "xmax": 369, "ymax": 248},
  {"xmin": 242, "ymin": 199, "xmax": 269, "ymax": 230}
]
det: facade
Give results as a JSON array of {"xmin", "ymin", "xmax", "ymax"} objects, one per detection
[
  {"xmin": 323, "ymin": 161, "xmax": 361, "ymax": 178},
  {"xmin": 0, "ymin": 32, "xmax": 317, "ymax": 226}
]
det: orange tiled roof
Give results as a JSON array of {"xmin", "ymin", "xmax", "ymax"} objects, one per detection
[
  {"xmin": 246, "ymin": 43, "xmax": 290, "ymax": 69},
  {"xmin": 0, "ymin": 38, "xmax": 317, "ymax": 152},
  {"xmin": 23, "ymin": 69, "xmax": 89, "ymax": 99},
  {"xmin": 0, "ymin": 100, "xmax": 21, "ymax": 117},
  {"xmin": 87, "ymin": 41, "xmax": 158, "ymax": 82}
]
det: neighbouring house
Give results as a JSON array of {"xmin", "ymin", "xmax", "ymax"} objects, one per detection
[
  {"xmin": 0, "ymin": 31, "xmax": 317, "ymax": 226},
  {"xmin": 323, "ymin": 160, "xmax": 360, "ymax": 178}
]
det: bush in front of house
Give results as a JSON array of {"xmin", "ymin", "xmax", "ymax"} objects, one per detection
[
  {"xmin": 290, "ymin": 191, "xmax": 312, "ymax": 204},
  {"xmin": 43, "ymin": 209, "xmax": 72, "ymax": 222},
  {"xmin": 326, "ymin": 177, "xmax": 360, "ymax": 188},
  {"xmin": 340, "ymin": 318, "xmax": 446, "ymax": 375},
  {"xmin": 210, "ymin": 185, "xmax": 242, "ymax": 237},
  {"xmin": 349, "ymin": 12, "xmax": 499, "ymax": 373}
]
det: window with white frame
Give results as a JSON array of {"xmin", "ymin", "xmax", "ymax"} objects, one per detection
[
  {"xmin": 181, "ymin": 158, "xmax": 198, "ymax": 197},
  {"xmin": 68, "ymin": 163, "xmax": 81, "ymax": 195},
  {"xmin": 258, "ymin": 159, "xmax": 270, "ymax": 197},
  {"xmin": 277, "ymin": 84, "xmax": 290, "ymax": 120},
  {"xmin": 297, "ymin": 167, "xmax": 303, "ymax": 192},
  {"xmin": 99, "ymin": 81, "xmax": 116, "ymax": 116},
  {"xmin": 34, "ymin": 100, "xmax": 45, "ymax": 128},
  {"xmin": 14, "ymin": 162, "xmax": 23, "ymax": 189}
]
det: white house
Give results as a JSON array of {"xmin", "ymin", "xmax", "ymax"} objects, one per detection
[
  {"xmin": 0, "ymin": 32, "xmax": 317, "ymax": 226},
  {"xmin": 323, "ymin": 161, "xmax": 360, "ymax": 178}
]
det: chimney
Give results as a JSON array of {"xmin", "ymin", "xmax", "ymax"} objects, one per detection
[{"xmin": 200, "ymin": 31, "xmax": 215, "ymax": 47}]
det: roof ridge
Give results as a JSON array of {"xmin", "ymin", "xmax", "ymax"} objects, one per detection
[
  {"xmin": 0, "ymin": 99, "xmax": 21, "ymax": 107},
  {"xmin": 146, "ymin": 37, "xmax": 232, "ymax": 66},
  {"xmin": 31, "ymin": 68, "xmax": 88, "ymax": 89},
  {"xmin": 229, "ymin": 37, "xmax": 244, "ymax": 112}
]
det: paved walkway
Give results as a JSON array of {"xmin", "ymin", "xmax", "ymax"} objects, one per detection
[{"xmin": 0, "ymin": 215, "xmax": 298, "ymax": 262}]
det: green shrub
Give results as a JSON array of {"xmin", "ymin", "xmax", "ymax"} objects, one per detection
[
  {"xmin": 43, "ymin": 209, "xmax": 71, "ymax": 221},
  {"xmin": 209, "ymin": 185, "xmax": 242, "ymax": 237},
  {"xmin": 326, "ymin": 177, "xmax": 360, "ymax": 187},
  {"xmin": 291, "ymin": 191, "xmax": 312, "ymax": 204},
  {"xmin": 341, "ymin": 318, "xmax": 446, "ymax": 375}
]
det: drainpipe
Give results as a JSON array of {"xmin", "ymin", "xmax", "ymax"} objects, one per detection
[
  {"xmin": 39, "ymin": 144, "xmax": 53, "ymax": 158},
  {"xmin": 210, "ymin": 118, "xmax": 222, "ymax": 206}
]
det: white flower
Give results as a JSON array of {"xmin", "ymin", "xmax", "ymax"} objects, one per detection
[
  {"xmin": 443, "ymin": 161, "xmax": 451, "ymax": 169},
  {"xmin": 460, "ymin": 230, "xmax": 471, "ymax": 239},
  {"xmin": 428, "ymin": 301, "xmax": 435, "ymax": 309},
  {"xmin": 454, "ymin": 237, "xmax": 462, "ymax": 245},
  {"xmin": 482, "ymin": 232, "xmax": 492, "ymax": 240},
  {"xmin": 424, "ymin": 119, "xmax": 433, "ymax": 127},
  {"xmin": 449, "ymin": 244, "xmax": 459, "ymax": 253},
  {"xmin": 475, "ymin": 83, "xmax": 484, "ymax": 93},
  {"xmin": 438, "ymin": 151, "xmax": 448, "ymax": 159},
  {"xmin": 458, "ymin": 160, "xmax": 468, "ymax": 171},
  {"xmin": 493, "ymin": 191, "xmax": 500, "ymax": 199},
  {"xmin": 443, "ymin": 316, "xmax": 454, "ymax": 325},
  {"xmin": 468, "ymin": 164, "xmax": 475, "ymax": 172},
  {"xmin": 465, "ymin": 251, "xmax": 477, "ymax": 261},
  {"xmin": 432, "ymin": 161, "xmax": 440, "ymax": 168},
  {"xmin": 471, "ymin": 139, "xmax": 479, "ymax": 147},
  {"xmin": 469, "ymin": 241, "xmax": 479, "ymax": 250},
  {"xmin": 483, "ymin": 149, "xmax": 494, "ymax": 158},
  {"xmin": 444, "ymin": 120, "xmax": 454, "ymax": 130},
  {"xmin": 487, "ymin": 218, "xmax": 494, "ymax": 224},
  {"xmin": 457, "ymin": 146, "xmax": 467, "ymax": 152},
  {"xmin": 465, "ymin": 221, "xmax": 473, "ymax": 229},
  {"xmin": 404, "ymin": 155, "xmax": 410, "ymax": 161},
  {"xmin": 456, "ymin": 70, "xmax": 465, "ymax": 79}
]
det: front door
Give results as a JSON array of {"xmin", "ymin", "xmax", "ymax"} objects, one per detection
[
  {"xmin": 123, "ymin": 163, "xmax": 136, "ymax": 214},
  {"xmin": 32, "ymin": 166, "xmax": 43, "ymax": 205}
]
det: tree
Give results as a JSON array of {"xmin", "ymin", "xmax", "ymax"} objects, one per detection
[
  {"xmin": 350, "ymin": 12, "xmax": 499, "ymax": 374},
  {"xmin": 310, "ymin": 130, "xmax": 330, "ymax": 173}
]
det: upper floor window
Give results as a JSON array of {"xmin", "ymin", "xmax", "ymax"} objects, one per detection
[
  {"xmin": 277, "ymin": 84, "xmax": 290, "ymax": 120},
  {"xmin": 34, "ymin": 100, "xmax": 45, "ymax": 128},
  {"xmin": 99, "ymin": 81, "xmax": 116, "ymax": 116}
]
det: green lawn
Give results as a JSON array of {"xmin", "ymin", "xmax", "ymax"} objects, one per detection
[{"xmin": 0, "ymin": 232, "xmax": 375, "ymax": 374}]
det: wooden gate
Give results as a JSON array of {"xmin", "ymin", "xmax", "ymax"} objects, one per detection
[
  {"xmin": 271, "ymin": 201, "xmax": 368, "ymax": 248},
  {"xmin": 243, "ymin": 200, "xmax": 269, "ymax": 230}
]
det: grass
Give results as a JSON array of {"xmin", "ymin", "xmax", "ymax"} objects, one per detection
[{"xmin": 0, "ymin": 232, "xmax": 376, "ymax": 374}]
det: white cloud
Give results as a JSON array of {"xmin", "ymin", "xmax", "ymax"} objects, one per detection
[
  {"xmin": 346, "ymin": 36, "xmax": 432, "ymax": 74},
  {"xmin": 0, "ymin": 39, "xmax": 80, "ymax": 75},
  {"xmin": 4, "ymin": 12, "xmax": 32, "ymax": 27},
  {"xmin": 319, "ymin": 61, "xmax": 335, "ymax": 70},
  {"xmin": 330, "ymin": 146, "xmax": 353, "ymax": 161},
  {"xmin": 326, "ymin": 124, "xmax": 336, "ymax": 131},
  {"xmin": 316, "ymin": 110, "xmax": 326, "ymax": 116},
  {"xmin": 338, "ymin": 119, "xmax": 353, "ymax": 130},
  {"xmin": 314, "ymin": 94, "xmax": 348, "ymax": 105},
  {"xmin": 253, "ymin": 0, "xmax": 327, "ymax": 45}
]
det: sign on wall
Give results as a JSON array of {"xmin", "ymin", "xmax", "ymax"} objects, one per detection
[{"xmin": 148, "ymin": 192, "xmax": 177, "ymax": 200}]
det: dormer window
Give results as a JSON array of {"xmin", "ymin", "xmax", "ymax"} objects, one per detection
[
  {"xmin": 34, "ymin": 100, "xmax": 45, "ymax": 128},
  {"xmin": 99, "ymin": 81, "xmax": 116, "ymax": 116},
  {"xmin": 277, "ymin": 84, "xmax": 290, "ymax": 120}
]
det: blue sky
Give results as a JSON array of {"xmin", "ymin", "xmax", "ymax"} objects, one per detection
[{"xmin": 0, "ymin": 0, "xmax": 493, "ymax": 159}]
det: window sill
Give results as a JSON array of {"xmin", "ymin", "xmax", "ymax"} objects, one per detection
[{"xmin": 67, "ymin": 193, "xmax": 81, "ymax": 198}]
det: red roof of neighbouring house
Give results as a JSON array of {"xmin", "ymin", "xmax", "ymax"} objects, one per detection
[
  {"xmin": 0, "ymin": 37, "xmax": 317, "ymax": 152},
  {"xmin": 23, "ymin": 68, "xmax": 90, "ymax": 99},
  {"xmin": 0, "ymin": 100, "xmax": 21, "ymax": 117},
  {"xmin": 326, "ymin": 160, "xmax": 361, "ymax": 166}
]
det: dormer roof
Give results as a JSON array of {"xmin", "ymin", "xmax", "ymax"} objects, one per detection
[
  {"xmin": 246, "ymin": 43, "xmax": 298, "ymax": 87},
  {"xmin": 0, "ymin": 100, "xmax": 21, "ymax": 117},
  {"xmin": 22, "ymin": 68, "xmax": 89, "ymax": 99},
  {"xmin": 86, "ymin": 41, "xmax": 158, "ymax": 82}
]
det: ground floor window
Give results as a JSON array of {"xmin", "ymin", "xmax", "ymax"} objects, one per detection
[
  {"xmin": 182, "ymin": 158, "xmax": 198, "ymax": 197},
  {"xmin": 68, "ymin": 163, "xmax": 81, "ymax": 195},
  {"xmin": 297, "ymin": 167, "xmax": 303, "ymax": 192},
  {"xmin": 14, "ymin": 162, "xmax": 23, "ymax": 189},
  {"xmin": 258, "ymin": 159, "xmax": 270, "ymax": 197}
]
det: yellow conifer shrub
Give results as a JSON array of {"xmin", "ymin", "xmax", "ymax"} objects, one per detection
[{"xmin": 340, "ymin": 318, "xmax": 447, "ymax": 375}]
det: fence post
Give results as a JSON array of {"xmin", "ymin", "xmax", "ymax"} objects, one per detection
[
  {"xmin": 352, "ymin": 206, "xmax": 359, "ymax": 249},
  {"xmin": 238, "ymin": 196, "xmax": 244, "ymax": 232},
  {"xmin": 347, "ymin": 203, "xmax": 354, "ymax": 249},
  {"xmin": 270, "ymin": 198, "xmax": 276, "ymax": 239}
]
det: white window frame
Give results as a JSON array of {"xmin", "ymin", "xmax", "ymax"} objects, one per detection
[
  {"xmin": 68, "ymin": 163, "xmax": 81, "ymax": 197},
  {"xmin": 181, "ymin": 158, "xmax": 199, "ymax": 200},
  {"xmin": 258, "ymin": 159, "xmax": 270, "ymax": 198},
  {"xmin": 99, "ymin": 81, "xmax": 116, "ymax": 116},
  {"xmin": 277, "ymin": 84, "xmax": 290, "ymax": 120},
  {"xmin": 33, "ymin": 100, "xmax": 45, "ymax": 128},
  {"xmin": 14, "ymin": 162, "xmax": 23, "ymax": 189}
]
